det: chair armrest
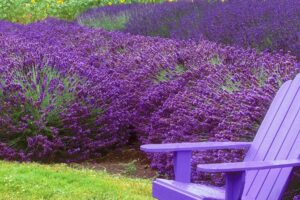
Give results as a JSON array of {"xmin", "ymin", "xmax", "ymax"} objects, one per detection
[
  {"xmin": 197, "ymin": 159, "xmax": 300, "ymax": 173},
  {"xmin": 140, "ymin": 142, "xmax": 252, "ymax": 153},
  {"xmin": 140, "ymin": 141, "xmax": 251, "ymax": 183}
]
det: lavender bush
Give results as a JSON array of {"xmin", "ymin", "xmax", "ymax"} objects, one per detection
[
  {"xmin": 77, "ymin": 4, "xmax": 135, "ymax": 30},
  {"xmin": 0, "ymin": 19, "xmax": 299, "ymax": 197},
  {"xmin": 0, "ymin": 63, "xmax": 108, "ymax": 162},
  {"xmin": 0, "ymin": 23, "xmax": 119, "ymax": 162},
  {"xmin": 78, "ymin": 0, "xmax": 300, "ymax": 59},
  {"xmin": 124, "ymin": 2, "xmax": 205, "ymax": 38},
  {"xmin": 77, "ymin": 2, "xmax": 206, "ymax": 37},
  {"xmin": 201, "ymin": 0, "xmax": 300, "ymax": 59}
]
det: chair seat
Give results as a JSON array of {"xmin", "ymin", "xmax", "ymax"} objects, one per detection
[{"xmin": 153, "ymin": 178, "xmax": 225, "ymax": 200}]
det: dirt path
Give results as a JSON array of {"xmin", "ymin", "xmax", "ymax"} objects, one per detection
[{"xmin": 69, "ymin": 146, "xmax": 157, "ymax": 179}]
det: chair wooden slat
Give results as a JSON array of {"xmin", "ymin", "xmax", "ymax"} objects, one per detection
[
  {"xmin": 266, "ymin": 129, "xmax": 300, "ymax": 199},
  {"xmin": 244, "ymin": 80, "xmax": 292, "ymax": 160},
  {"xmin": 243, "ymin": 80, "xmax": 292, "ymax": 194},
  {"xmin": 244, "ymin": 76, "xmax": 300, "ymax": 197},
  {"xmin": 255, "ymin": 91, "xmax": 300, "ymax": 199}
]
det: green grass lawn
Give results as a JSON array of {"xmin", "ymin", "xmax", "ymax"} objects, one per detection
[{"xmin": 0, "ymin": 161, "xmax": 153, "ymax": 200}]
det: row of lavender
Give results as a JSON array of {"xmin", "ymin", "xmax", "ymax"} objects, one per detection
[
  {"xmin": 0, "ymin": 19, "xmax": 299, "ymax": 192},
  {"xmin": 78, "ymin": 0, "xmax": 300, "ymax": 60}
]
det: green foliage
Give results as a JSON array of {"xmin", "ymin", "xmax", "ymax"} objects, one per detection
[
  {"xmin": 155, "ymin": 64, "xmax": 186, "ymax": 83},
  {"xmin": 0, "ymin": 0, "xmax": 165, "ymax": 24},
  {"xmin": 209, "ymin": 54, "xmax": 222, "ymax": 65},
  {"xmin": 0, "ymin": 65, "xmax": 82, "ymax": 150},
  {"xmin": 79, "ymin": 13, "xmax": 129, "ymax": 30},
  {"xmin": 252, "ymin": 67, "xmax": 268, "ymax": 87},
  {"xmin": 0, "ymin": 161, "xmax": 153, "ymax": 200},
  {"xmin": 150, "ymin": 25, "xmax": 170, "ymax": 38},
  {"xmin": 123, "ymin": 160, "xmax": 137, "ymax": 175},
  {"xmin": 221, "ymin": 74, "xmax": 240, "ymax": 93}
]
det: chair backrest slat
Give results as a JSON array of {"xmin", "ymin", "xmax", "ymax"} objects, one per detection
[
  {"xmin": 243, "ymin": 80, "xmax": 292, "ymax": 195},
  {"xmin": 242, "ymin": 74, "xmax": 300, "ymax": 199},
  {"xmin": 255, "ymin": 88, "xmax": 300, "ymax": 199},
  {"xmin": 260, "ymin": 123, "xmax": 300, "ymax": 200},
  {"xmin": 267, "ymin": 130, "xmax": 300, "ymax": 199},
  {"xmin": 244, "ymin": 80, "xmax": 292, "ymax": 161}
]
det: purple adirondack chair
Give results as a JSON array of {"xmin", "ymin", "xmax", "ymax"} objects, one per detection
[{"xmin": 141, "ymin": 74, "xmax": 300, "ymax": 200}]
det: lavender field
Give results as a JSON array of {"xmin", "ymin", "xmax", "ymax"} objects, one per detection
[
  {"xmin": 79, "ymin": 0, "xmax": 300, "ymax": 59},
  {"xmin": 0, "ymin": 0, "xmax": 300, "ymax": 199}
]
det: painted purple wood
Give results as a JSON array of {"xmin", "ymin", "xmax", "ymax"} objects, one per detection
[
  {"xmin": 243, "ymin": 80, "xmax": 292, "ymax": 161},
  {"xmin": 174, "ymin": 151, "xmax": 192, "ymax": 182},
  {"xmin": 255, "ymin": 105, "xmax": 300, "ymax": 199},
  {"xmin": 141, "ymin": 74, "xmax": 300, "ymax": 200},
  {"xmin": 153, "ymin": 179, "xmax": 224, "ymax": 200},
  {"xmin": 225, "ymin": 172, "xmax": 245, "ymax": 200},
  {"xmin": 267, "ymin": 156, "xmax": 300, "ymax": 199},
  {"xmin": 197, "ymin": 159, "xmax": 300, "ymax": 172},
  {"xmin": 258, "ymin": 124, "xmax": 300, "ymax": 199},
  {"xmin": 244, "ymin": 74, "xmax": 300, "ymax": 199},
  {"xmin": 153, "ymin": 181, "xmax": 198, "ymax": 200},
  {"xmin": 140, "ymin": 142, "xmax": 251, "ymax": 152}
]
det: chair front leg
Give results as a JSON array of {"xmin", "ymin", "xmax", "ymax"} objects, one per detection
[
  {"xmin": 225, "ymin": 171, "xmax": 245, "ymax": 200},
  {"xmin": 174, "ymin": 151, "xmax": 192, "ymax": 183}
]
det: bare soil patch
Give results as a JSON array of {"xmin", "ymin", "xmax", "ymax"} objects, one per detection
[{"xmin": 69, "ymin": 146, "xmax": 157, "ymax": 179}]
